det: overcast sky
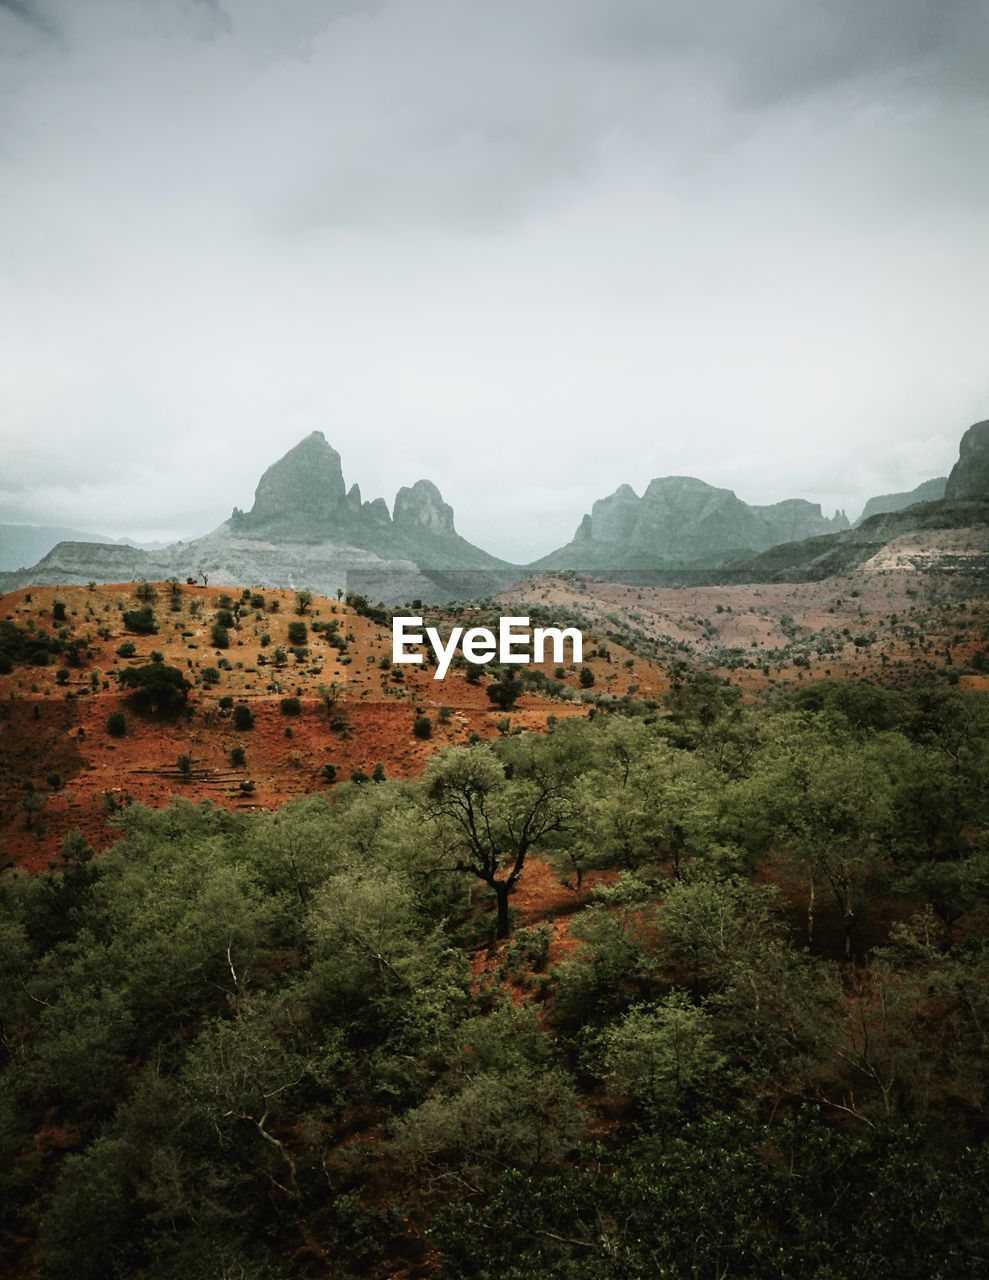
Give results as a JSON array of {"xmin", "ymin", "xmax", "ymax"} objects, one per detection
[{"xmin": 1, "ymin": 0, "xmax": 987, "ymax": 560}]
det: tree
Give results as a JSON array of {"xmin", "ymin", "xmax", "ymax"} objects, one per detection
[
  {"xmin": 597, "ymin": 993, "xmax": 725, "ymax": 1123},
  {"xmin": 487, "ymin": 669, "xmax": 523, "ymax": 710},
  {"xmin": 422, "ymin": 743, "xmax": 576, "ymax": 937},
  {"xmin": 294, "ymin": 590, "xmax": 313, "ymax": 615},
  {"xmin": 233, "ymin": 703, "xmax": 254, "ymax": 731},
  {"xmin": 122, "ymin": 606, "xmax": 158, "ymax": 635},
  {"xmin": 118, "ymin": 663, "xmax": 191, "ymax": 713},
  {"xmin": 756, "ymin": 724, "xmax": 894, "ymax": 956}
]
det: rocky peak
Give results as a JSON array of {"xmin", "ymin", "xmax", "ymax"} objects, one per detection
[
  {"xmin": 249, "ymin": 431, "xmax": 346, "ymax": 521},
  {"xmin": 945, "ymin": 421, "xmax": 989, "ymax": 501},
  {"xmin": 393, "ymin": 480, "xmax": 455, "ymax": 535}
]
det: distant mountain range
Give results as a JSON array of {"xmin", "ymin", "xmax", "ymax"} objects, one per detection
[
  {"xmin": 534, "ymin": 478, "xmax": 850, "ymax": 571},
  {"xmin": 1, "ymin": 421, "xmax": 987, "ymax": 600},
  {"xmin": 0, "ymin": 524, "xmax": 168, "ymax": 573},
  {"xmin": 855, "ymin": 477, "xmax": 948, "ymax": 525}
]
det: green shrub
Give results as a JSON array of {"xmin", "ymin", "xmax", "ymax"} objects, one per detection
[
  {"xmin": 232, "ymin": 703, "xmax": 254, "ymax": 730},
  {"xmin": 106, "ymin": 711, "xmax": 126, "ymax": 737},
  {"xmin": 122, "ymin": 606, "xmax": 158, "ymax": 635}
]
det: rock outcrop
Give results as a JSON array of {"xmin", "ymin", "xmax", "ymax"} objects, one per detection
[
  {"xmin": 535, "ymin": 476, "xmax": 849, "ymax": 570},
  {"xmin": 945, "ymin": 421, "xmax": 989, "ymax": 501},
  {"xmin": 248, "ymin": 431, "xmax": 347, "ymax": 523}
]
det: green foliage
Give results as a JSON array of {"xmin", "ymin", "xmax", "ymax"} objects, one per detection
[
  {"xmin": 118, "ymin": 662, "xmax": 190, "ymax": 712},
  {"xmin": 232, "ymin": 703, "xmax": 254, "ymax": 730},
  {"xmin": 3, "ymin": 680, "xmax": 989, "ymax": 1277},
  {"xmin": 122, "ymin": 606, "xmax": 158, "ymax": 635},
  {"xmin": 105, "ymin": 711, "xmax": 126, "ymax": 737},
  {"xmin": 487, "ymin": 669, "xmax": 523, "ymax": 709},
  {"xmin": 413, "ymin": 715, "xmax": 432, "ymax": 739},
  {"xmin": 279, "ymin": 696, "xmax": 302, "ymax": 716}
]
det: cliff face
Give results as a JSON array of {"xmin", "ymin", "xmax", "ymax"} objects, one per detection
[
  {"xmin": 248, "ymin": 431, "xmax": 347, "ymax": 523},
  {"xmin": 536, "ymin": 476, "xmax": 849, "ymax": 569},
  {"xmin": 945, "ymin": 421, "xmax": 989, "ymax": 501}
]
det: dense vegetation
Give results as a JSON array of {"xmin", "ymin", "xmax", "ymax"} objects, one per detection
[{"xmin": 2, "ymin": 678, "xmax": 988, "ymax": 1278}]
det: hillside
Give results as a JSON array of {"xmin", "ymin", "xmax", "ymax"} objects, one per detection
[
  {"xmin": 6, "ymin": 532, "xmax": 989, "ymax": 873},
  {"xmin": 0, "ymin": 582, "xmax": 657, "ymax": 870}
]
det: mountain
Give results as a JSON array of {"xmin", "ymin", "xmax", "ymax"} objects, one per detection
[
  {"xmin": 740, "ymin": 420, "xmax": 989, "ymax": 581},
  {"xmin": 0, "ymin": 433, "xmax": 515, "ymax": 604},
  {"xmin": 532, "ymin": 476, "xmax": 850, "ymax": 570},
  {"xmin": 945, "ymin": 420, "xmax": 989, "ymax": 500},
  {"xmin": 3, "ymin": 421, "xmax": 988, "ymax": 599},
  {"xmin": 0, "ymin": 523, "xmax": 136, "ymax": 572},
  {"xmin": 856, "ymin": 477, "xmax": 947, "ymax": 524}
]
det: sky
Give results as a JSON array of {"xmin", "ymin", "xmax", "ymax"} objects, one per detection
[{"xmin": 1, "ymin": 0, "xmax": 988, "ymax": 562}]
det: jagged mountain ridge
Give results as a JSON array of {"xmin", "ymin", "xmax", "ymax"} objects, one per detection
[
  {"xmin": 532, "ymin": 475, "xmax": 850, "ymax": 571},
  {"xmin": 0, "ymin": 432, "xmax": 513, "ymax": 603},
  {"xmin": 2, "ymin": 421, "xmax": 987, "ymax": 597}
]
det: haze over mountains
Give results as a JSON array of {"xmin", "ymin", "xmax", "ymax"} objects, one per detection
[
  {"xmin": 535, "ymin": 478, "xmax": 850, "ymax": 571},
  {"xmin": 0, "ymin": 525, "xmax": 167, "ymax": 574},
  {"xmin": 1, "ymin": 422, "xmax": 987, "ymax": 600},
  {"xmin": 856, "ymin": 478, "xmax": 948, "ymax": 525}
]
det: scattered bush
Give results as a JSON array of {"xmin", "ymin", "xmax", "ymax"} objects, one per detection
[
  {"xmin": 232, "ymin": 703, "xmax": 254, "ymax": 731},
  {"xmin": 122, "ymin": 606, "xmax": 158, "ymax": 635}
]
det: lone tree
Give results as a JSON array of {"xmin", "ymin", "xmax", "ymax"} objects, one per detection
[
  {"xmin": 422, "ymin": 742, "xmax": 575, "ymax": 938},
  {"xmin": 486, "ymin": 669, "xmax": 524, "ymax": 711},
  {"xmin": 118, "ymin": 663, "xmax": 191, "ymax": 713}
]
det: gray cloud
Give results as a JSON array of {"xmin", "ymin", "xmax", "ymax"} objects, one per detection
[
  {"xmin": 0, "ymin": 0, "xmax": 60, "ymax": 39},
  {"xmin": 0, "ymin": 1, "xmax": 987, "ymax": 561}
]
